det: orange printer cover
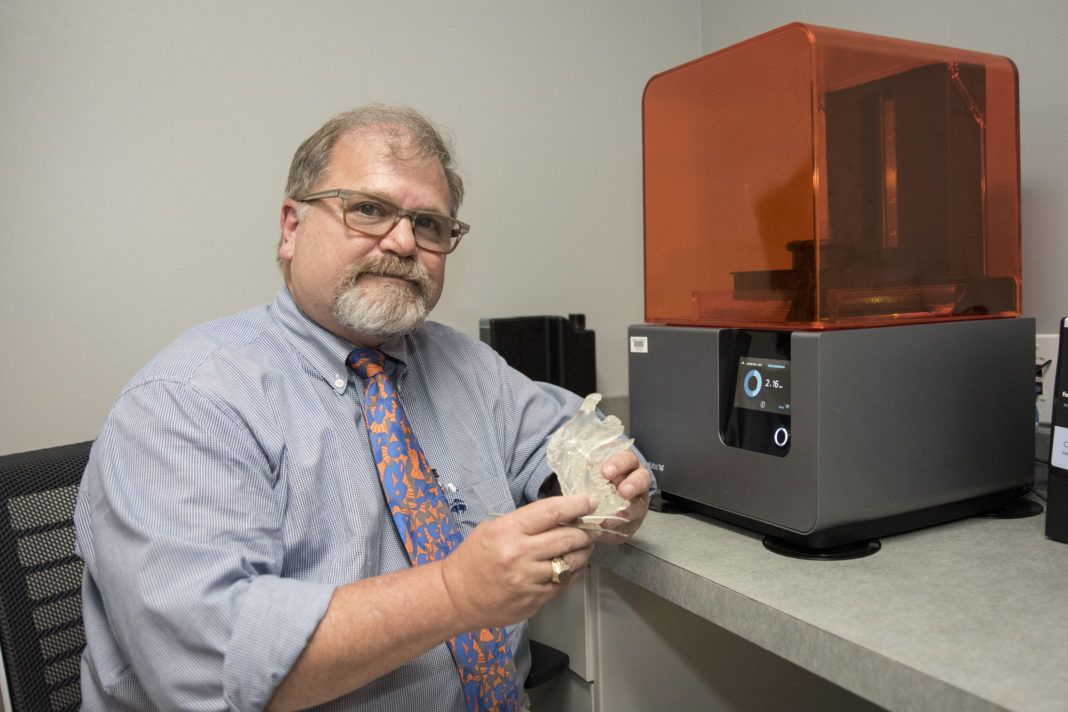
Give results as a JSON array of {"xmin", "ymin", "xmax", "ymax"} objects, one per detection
[{"xmin": 642, "ymin": 22, "xmax": 1021, "ymax": 330}]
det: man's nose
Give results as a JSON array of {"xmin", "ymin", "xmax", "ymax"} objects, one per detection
[{"xmin": 378, "ymin": 215, "xmax": 419, "ymax": 256}]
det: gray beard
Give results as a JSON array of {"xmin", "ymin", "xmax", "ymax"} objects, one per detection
[{"xmin": 331, "ymin": 254, "xmax": 433, "ymax": 340}]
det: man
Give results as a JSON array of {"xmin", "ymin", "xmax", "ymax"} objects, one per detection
[{"xmin": 75, "ymin": 105, "xmax": 653, "ymax": 711}]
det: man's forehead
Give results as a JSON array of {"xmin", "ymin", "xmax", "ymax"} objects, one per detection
[
  {"xmin": 338, "ymin": 124, "xmax": 425, "ymax": 161},
  {"xmin": 327, "ymin": 126, "xmax": 450, "ymax": 205}
]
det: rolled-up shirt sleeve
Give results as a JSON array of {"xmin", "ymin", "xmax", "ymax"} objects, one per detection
[{"xmin": 77, "ymin": 377, "xmax": 334, "ymax": 711}]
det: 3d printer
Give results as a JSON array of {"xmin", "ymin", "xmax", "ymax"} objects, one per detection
[{"xmin": 629, "ymin": 23, "xmax": 1035, "ymax": 554}]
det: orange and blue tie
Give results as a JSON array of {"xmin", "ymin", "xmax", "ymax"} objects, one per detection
[{"xmin": 347, "ymin": 348, "xmax": 518, "ymax": 711}]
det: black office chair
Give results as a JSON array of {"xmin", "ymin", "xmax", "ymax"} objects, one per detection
[{"xmin": 0, "ymin": 441, "xmax": 91, "ymax": 712}]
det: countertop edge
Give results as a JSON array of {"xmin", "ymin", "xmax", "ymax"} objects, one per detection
[{"xmin": 592, "ymin": 534, "xmax": 1011, "ymax": 712}]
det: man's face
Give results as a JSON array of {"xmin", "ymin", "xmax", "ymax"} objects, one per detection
[{"xmin": 278, "ymin": 127, "xmax": 450, "ymax": 346}]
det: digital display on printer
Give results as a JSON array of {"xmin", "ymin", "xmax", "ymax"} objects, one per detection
[{"xmin": 733, "ymin": 357, "xmax": 791, "ymax": 413}]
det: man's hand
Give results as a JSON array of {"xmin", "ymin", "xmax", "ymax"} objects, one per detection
[
  {"xmin": 439, "ymin": 494, "xmax": 599, "ymax": 631},
  {"xmin": 597, "ymin": 450, "xmax": 652, "ymax": 541}
]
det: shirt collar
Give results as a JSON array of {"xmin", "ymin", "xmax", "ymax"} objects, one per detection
[{"xmin": 270, "ymin": 287, "xmax": 412, "ymax": 394}]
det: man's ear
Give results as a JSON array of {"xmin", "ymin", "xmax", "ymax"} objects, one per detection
[{"xmin": 278, "ymin": 199, "xmax": 302, "ymax": 263}]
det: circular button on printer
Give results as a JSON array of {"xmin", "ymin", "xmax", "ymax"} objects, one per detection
[{"xmin": 773, "ymin": 426, "xmax": 790, "ymax": 448}]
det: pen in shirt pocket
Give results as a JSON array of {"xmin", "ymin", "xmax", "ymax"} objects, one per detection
[{"xmin": 432, "ymin": 468, "xmax": 466, "ymax": 515}]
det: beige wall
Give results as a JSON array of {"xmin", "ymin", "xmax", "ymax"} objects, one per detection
[{"xmin": 0, "ymin": 0, "xmax": 701, "ymax": 453}]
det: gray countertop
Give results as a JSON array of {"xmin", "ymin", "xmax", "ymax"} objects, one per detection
[{"xmin": 592, "ymin": 481, "xmax": 1067, "ymax": 712}]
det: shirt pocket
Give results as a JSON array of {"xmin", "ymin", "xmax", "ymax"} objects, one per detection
[
  {"xmin": 434, "ymin": 472, "xmax": 515, "ymax": 540},
  {"xmin": 418, "ymin": 406, "xmax": 515, "ymax": 540}
]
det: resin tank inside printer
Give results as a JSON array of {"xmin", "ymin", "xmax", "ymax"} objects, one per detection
[{"xmin": 629, "ymin": 23, "xmax": 1034, "ymax": 553}]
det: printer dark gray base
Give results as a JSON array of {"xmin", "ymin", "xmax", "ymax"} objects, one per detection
[{"xmin": 629, "ymin": 318, "xmax": 1035, "ymax": 550}]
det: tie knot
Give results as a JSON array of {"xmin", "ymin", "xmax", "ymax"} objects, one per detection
[{"xmin": 346, "ymin": 348, "xmax": 387, "ymax": 380}]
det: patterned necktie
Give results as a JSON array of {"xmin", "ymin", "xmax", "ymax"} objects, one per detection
[{"xmin": 347, "ymin": 348, "xmax": 518, "ymax": 712}]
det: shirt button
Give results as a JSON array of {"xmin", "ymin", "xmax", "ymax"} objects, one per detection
[{"xmin": 334, "ymin": 377, "xmax": 345, "ymax": 389}]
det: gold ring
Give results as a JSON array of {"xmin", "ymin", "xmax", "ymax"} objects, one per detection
[{"xmin": 550, "ymin": 556, "xmax": 571, "ymax": 585}]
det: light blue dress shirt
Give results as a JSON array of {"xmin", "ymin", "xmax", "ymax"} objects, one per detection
[{"xmin": 74, "ymin": 287, "xmax": 595, "ymax": 711}]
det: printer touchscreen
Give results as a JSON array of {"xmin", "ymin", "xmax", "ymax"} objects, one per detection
[
  {"xmin": 734, "ymin": 357, "xmax": 791, "ymax": 413},
  {"xmin": 720, "ymin": 330, "xmax": 792, "ymax": 457}
]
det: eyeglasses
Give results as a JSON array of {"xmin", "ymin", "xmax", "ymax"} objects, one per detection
[{"xmin": 297, "ymin": 189, "xmax": 470, "ymax": 255}]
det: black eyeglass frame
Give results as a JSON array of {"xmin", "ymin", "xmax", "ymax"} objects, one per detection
[{"xmin": 297, "ymin": 189, "xmax": 471, "ymax": 255}]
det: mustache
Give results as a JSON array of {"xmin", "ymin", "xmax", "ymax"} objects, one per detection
[{"xmin": 337, "ymin": 254, "xmax": 432, "ymax": 296}]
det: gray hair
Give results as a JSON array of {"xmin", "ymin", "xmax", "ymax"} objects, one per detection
[{"xmin": 284, "ymin": 104, "xmax": 465, "ymax": 214}]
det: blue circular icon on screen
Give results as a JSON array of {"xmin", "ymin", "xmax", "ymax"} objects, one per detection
[{"xmin": 744, "ymin": 369, "xmax": 762, "ymax": 398}]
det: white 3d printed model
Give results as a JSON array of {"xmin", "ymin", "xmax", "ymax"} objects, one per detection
[{"xmin": 546, "ymin": 393, "xmax": 632, "ymax": 522}]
